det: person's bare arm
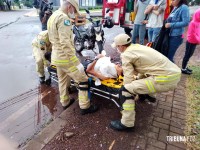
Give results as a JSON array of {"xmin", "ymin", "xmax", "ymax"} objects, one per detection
[
  {"xmin": 144, "ymin": 5, "xmax": 154, "ymax": 14},
  {"xmin": 87, "ymin": 69, "xmax": 110, "ymax": 80}
]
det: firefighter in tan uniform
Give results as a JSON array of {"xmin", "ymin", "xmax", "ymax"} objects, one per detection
[
  {"xmin": 47, "ymin": 0, "xmax": 98, "ymax": 113},
  {"xmin": 110, "ymin": 33, "xmax": 181, "ymax": 131},
  {"xmin": 32, "ymin": 30, "xmax": 52, "ymax": 84}
]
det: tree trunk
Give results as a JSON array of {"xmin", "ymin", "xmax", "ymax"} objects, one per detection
[{"xmin": 5, "ymin": 0, "xmax": 11, "ymax": 10}]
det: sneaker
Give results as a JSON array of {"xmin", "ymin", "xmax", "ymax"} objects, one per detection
[
  {"xmin": 63, "ymin": 98, "xmax": 75, "ymax": 110},
  {"xmin": 181, "ymin": 69, "xmax": 192, "ymax": 75},
  {"xmin": 39, "ymin": 76, "xmax": 45, "ymax": 84},
  {"xmin": 186, "ymin": 67, "xmax": 193, "ymax": 72},
  {"xmin": 80, "ymin": 105, "xmax": 99, "ymax": 115},
  {"xmin": 110, "ymin": 120, "xmax": 134, "ymax": 131}
]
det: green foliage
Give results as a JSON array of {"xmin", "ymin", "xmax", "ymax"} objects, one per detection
[
  {"xmin": 188, "ymin": 0, "xmax": 200, "ymax": 5},
  {"xmin": 22, "ymin": 0, "xmax": 34, "ymax": 7},
  {"xmin": 0, "ymin": 0, "xmax": 4, "ymax": 5},
  {"xmin": 14, "ymin": 0, "xmax": 20, "ymax": 7},
  {"xmin": 186, "ymin": 66, "xmax": 200, "ymax": 149},
  {"xmin": 79, "ymin": 6, "xmax": 102, "ymax": 11}
]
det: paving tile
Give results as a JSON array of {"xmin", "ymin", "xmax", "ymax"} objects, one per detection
[
  {"xmin": 159, "ymin": 101, "xmax": 173, "ymax": 107},
  {"xmin": 158, "ymin": 129, "xmax": 169, "ymax": 143},
  {"xmin": 165, "ymin": 96, "xmax": 173, "ymax": 103},
  {"xmin": 173, "ymin": 97, "xmax": 185, "ymax": 103},
  {"xmin": 158, "ymin": 104, "xmax": 172, "ymax": 111},
  {"xmin": 173, "ymin": 104, "xmax": 186, "ymax": 111},
  {"xmin": 172, "ymin": 108, "xmax": 186, "ymax": 115},
  {"xmin": 147, "ymin": 138, "xmax": 166, "ymax": 149},
  {"xmin": 172, "ymin": 112, "xmax": 185, "ymax": 120},
  {"xmin": 147, "ymin": 132, "xmax": 158, "ymax": 140},
  {"xmin": 149, "ymin": 126, "xmax": 160, "ymax": 133},
  {"xmin": 167, "ymin": 144, "xmax": 186, "ymax": 150},
  {"xmin": 173, "ymin": 100, "xmax": 186, "ymax": 107},
  {"xmin": 154, "ymin": 117, "xmax": 170, "ymax": 125},
  {"xmin": 163, "ymin": 110, "xmax": 171, "ymax": 119},
  {"xmin": 170, "ymin": 126, "xmax": 184, "ymax": 135},
  {"xmin": 153, "ymin": 121, "xmax": 169, "ymax": 130},
  {"xmin": 135, "ymin": 138, "xmax": 146, "ymax": 149},
  {"xmin": 146, "ymin": 144, "xmax": 163, "ymax": 150},
  {"xmin": 153, "ymin": 111, "xmax": 163, "ymax": 118}
]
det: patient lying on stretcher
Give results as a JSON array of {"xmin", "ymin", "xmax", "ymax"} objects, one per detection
[
  {"xmin": 45, "ymin": 52, "xmax": 123, "ymax": 85},
  {"xmin": 83, "ymin": 54, "xmax": 123, "ymax": 81}
]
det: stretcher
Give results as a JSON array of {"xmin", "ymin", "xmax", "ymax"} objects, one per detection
[{"xmin": 48, "ymin": 65, "xmax": 123, "ymax": 110}]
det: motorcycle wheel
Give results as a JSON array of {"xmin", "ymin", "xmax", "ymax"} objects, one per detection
[
  {"xmin": 97, "ymin": 41, "xmax": 104, "ymax": 54},
  {"xmin": 74, "ymin": 37, "xmax": 84, "ymax": 53}
]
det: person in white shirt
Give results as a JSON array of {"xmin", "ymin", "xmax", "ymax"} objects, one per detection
[{"xmin": 144, "ymin": 0, "xmax": 166, "ymax": 42}]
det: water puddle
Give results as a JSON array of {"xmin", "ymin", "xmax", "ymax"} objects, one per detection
[{"xmin": 0, "ymin": 84, "xmax": 63, "ymax": 148}]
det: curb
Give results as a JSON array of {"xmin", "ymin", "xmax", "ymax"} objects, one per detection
[
  {"xmin": 24, "ymin": 10, "xmax": 38, "ymax": 17},
  {"xmin": 23, "ymin": 102, "xmax": 78, "ymax": 150}
]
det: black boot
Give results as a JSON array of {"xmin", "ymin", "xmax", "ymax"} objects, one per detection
[
  {"xmin": 110, "ymin": 120, "xmax": 134, "ymax": 131},
  {"xmin": 45, "ymin": 78, "xmax": 51, "ymax": 86},
  {"xmin": 63, "ymin": 98, "xmax": 75, "ymax": 110},
  {"xmin": 186, "ymin": 67, "xmax": 193, "ymax": 73},
  {"xmin": 39, "ymin": 76, "xmax": 45, "ymax": 84},
  {"xmin": 80, "ymin": 105, "xmax": 99, "ymax": 115},
  {"xmin": 181, "ymin": 69, "xmax": 192, "ymax": 75},
  {"xmin": 139, "ymin": 94, "xmax": 156, "ymax": 103}
]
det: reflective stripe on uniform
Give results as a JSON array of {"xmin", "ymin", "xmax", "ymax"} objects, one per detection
[
  {"xmin": 145, "ymin": 80, "xmax": 156, "ymax": 93},
  {"xmin": 52, "ymin": 56, "xmax": 78, "ymax": 65},
  {"xmin": 52, "ymin": 59, "xmax": 70, "ymax": 65},
  {"xmin": 60, "ymin": 95, "xmax": 68, "ymax": 101},
  {"xmin": 155, "ymin": 73, "xmax": 181, "ymax": 82},
  {"xmin": 70, "ymin": 56, "xmax": 78, "ymax": 63},
  {"xmin": 79, "ymin": 95, "xmax": 88, "ymax": 101},
  {"xmin": 122, "ymin": 103, "xmax": 135, "ymax": 111},
  {"xmin": 69, "ymin": 66, "xmax": 78, "ymax": 72}
]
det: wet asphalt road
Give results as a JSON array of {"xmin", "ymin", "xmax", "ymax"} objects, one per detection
[{"xmin": 0, "ymin": 13, "xmax": 40, "ymax": 102}]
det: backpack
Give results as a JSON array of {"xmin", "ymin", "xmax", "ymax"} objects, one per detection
[{"xmin": 151, "ymin": 25, "xmax": 170, "ymax": 56}]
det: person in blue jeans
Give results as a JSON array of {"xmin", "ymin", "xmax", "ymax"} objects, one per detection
[
  {"xmin": 165, "ymin": 0, "xmax": 190, "ymax": 62},
  {"xmin": 132, "ymin": 0, "xmax": 150, "ymax": 45},
  {"xmin": 144, "ymin": 0, "xmax": 166, "ymax": 42}
]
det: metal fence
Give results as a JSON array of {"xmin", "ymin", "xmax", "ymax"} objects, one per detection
[{"xmin": 79, "ymin": 0, "xmax": 96, "ymax": 8}]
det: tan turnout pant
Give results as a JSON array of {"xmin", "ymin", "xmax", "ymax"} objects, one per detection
[
  {"xmin": 33, "ymin": 46, "xmax": 48, "ymax": 77},
  {"xmin": 56, "ymin": 63, "xmax": 90, "ymax": 109},
  {"xmin": 121, "ymin": 75, "xmax": 180, "ymax": 127}
]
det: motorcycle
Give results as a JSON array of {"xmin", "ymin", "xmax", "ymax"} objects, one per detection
[{"xmin": 73, "ymin": 9, "xmax": 111, "ymax": 54}]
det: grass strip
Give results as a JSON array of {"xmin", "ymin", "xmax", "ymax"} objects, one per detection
[{"xmin": 185, "ymin": 66, "xmax": 200, "ymax": 150}]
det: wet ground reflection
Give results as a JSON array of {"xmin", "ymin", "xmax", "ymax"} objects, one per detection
[{"xmin": 0, "ymin": 83, "xmax": 63, "ymax": 148}]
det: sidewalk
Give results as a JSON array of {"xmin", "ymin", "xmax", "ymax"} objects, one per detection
[{"xmin": 23, "ymin": 41, "xmax": 200, "ymax": 150}]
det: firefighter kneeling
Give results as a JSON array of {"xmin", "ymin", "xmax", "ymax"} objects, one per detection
[
  {"xmin": 32, "ymin": 30, "xmax": 52, "ymax": 84},
  {"xmin": 110, "ymin": 34, "xmax": 181, "ymax": 131}
]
